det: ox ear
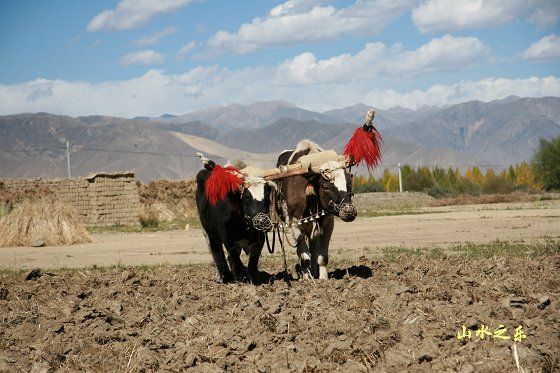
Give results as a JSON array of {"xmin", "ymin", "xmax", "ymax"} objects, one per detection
[{"xmin": 205, "ymin": 165, "xmax": 244, "ymax": 205}]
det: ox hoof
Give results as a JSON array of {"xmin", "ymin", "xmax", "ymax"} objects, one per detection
[
  {"xmin": 217, "ymin": 272, "xmax": 235, "ymax": 284},
  {"xmin": 294, "ymin": 264, "xmax": 304, "ymax": 280},
  {"xmin": 300, "ymin": 253, "xmax": 311, "ymax": 269}
]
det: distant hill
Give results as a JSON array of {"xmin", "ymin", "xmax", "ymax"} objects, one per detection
[
  {"xmin": 1, "ymin": 96, "xmax": 558, "ymax": 181},
  {"xmin": 383, "ymin": 96, "xmax": 560, "ymax": 165},
  {"xmin": 161, "ymin": 100, "xmax": 338, "ymax": 130},
  {"xmin": 324, "ymin": 103, "xmax": 441, "ymax": 129},
  {"xmin": 212, "ymin": 118, "xmax": 485, "ymax": 170},
  {"xmin": 0, "ymin": 113, "xmax": 221, "ymax": 181}
]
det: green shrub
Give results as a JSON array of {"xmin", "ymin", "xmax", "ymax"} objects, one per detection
[{"xmin": 532, "ymin": 136, "xmax": 560, "ymax": 191}]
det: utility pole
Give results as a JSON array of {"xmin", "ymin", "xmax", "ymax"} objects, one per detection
[
  {"xmin": 66, "ymin": 141, "xmax": 72, "ymax": 178},
  {"xmin": 398, "ymin": 162, "xmax": 403, "ymax": 193}
]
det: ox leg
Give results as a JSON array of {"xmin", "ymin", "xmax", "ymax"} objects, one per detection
[
  {"xmin": 227, "ymin": 244, "xmax": 248, "ymax": 282},
  {"xmin": 246, "ymin": 239, "xmax": 264, "ymax": 284},
  {"xmin": 317, "ymin": 215, "xmax": 334, "ymax": 280},
  {"xmin": 309, "ymin": 236, "xmax": 320, "ymax": 279},
  {"xmin": 203, "ymin": 231, "xmax": 233, "ymax": 283},
  {"xmin": 291, "ymin": 224, "xmax": 312, "ymax": 279}
]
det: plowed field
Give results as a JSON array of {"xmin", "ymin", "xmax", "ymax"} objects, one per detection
[{"xmin": 1, "ymin": 198, "xmax": 559, "ymax": 372}]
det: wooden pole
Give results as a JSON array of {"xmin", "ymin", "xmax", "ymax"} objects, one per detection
[
  {"xmin": 261, "ymin": 155, "xmax": 349, "ymax": 181},
  {"xmin": 264, "ymin": 167, "xmax": 311, "ymax": 181}
]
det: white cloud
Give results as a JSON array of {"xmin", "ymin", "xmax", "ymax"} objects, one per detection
[
  {"xmin": 0, "ymin": 70, "xmax": 216, "ymax": 118},
  {"xmin": 364, "ymin": 76, "xmax": 560, "ymax": 109},
  {"xmin": 1, "ymin": 65, "xmax": 558, "ymax": 118},
  {"xmin": 26, "ymin": 86, "xmax": 54, "ymax": 102},
  {"xmin": 120, "ymin": 50, "xmax": 166, "ymax": 65},
  {"xmin": 177, "ymin": 41, "xmax": 197, "ymax": 56},
  {"xmin": 205, "ymin": 0, "xmax": 414, "ymax": 54},
  {"xmin": 87, "ymin": 0, "xmax": 196, "ymax": 31},
  {"xmin": 278, "ymin": 43, "xmax": 390, "ymax": 84},
  {"xmin": 5, "ymin": 36, "xmax": 538, "ymax": 117},
  {"xmin": 268, "ymin": 0, "xmax": 322, "ymax": 17},
  {"xmin": 529, "ymin": 0, "xmax": 560, "ymax": 28},
  {"xmin": 132, "ymin": 27, "xmax": 176, "ymax": 46},
  {"xmin": 278, "ymin": 35, "xmax": 488, "ymax": 84},
  {"xmin": 521, "ymin": 34, "xmax": 560, "ymax": 60},
  {"xmin": 390, "ymin": 35, "xmax": 488, "ymax": 73},
  {"xmin": 412, "ymin": 0, "xmax": 549, "ymax": 33}
]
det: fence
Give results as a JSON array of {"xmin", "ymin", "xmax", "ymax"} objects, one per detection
[{"xmin": 0, "ymin": 171, "xmax": 140, "ymax": 226}]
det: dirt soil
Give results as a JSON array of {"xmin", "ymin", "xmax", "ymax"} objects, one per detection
[{"xmin": 1, "ymin": 199, "xmax": 559, "ymax": 372}]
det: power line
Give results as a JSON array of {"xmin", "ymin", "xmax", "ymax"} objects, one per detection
[
  {"xmin": 0, "ymin": 148, "xmax": 61, "ymax": 153},
  {"xmin": 78, "ymin": 147, "xmax": 200, "ymax": 158},
  {"xmin": 380, "ymin": 164, "xmax": 514, "ymax": 168},
  {"xmin": 0, "ymin": 146, "xmax": 201, "ymax": 158},
  {"xmin": 0, "ymin": 146, "xmax": 521, "ymax": 167},
  {"xmin": 0, "ymin": 145, "xmax": 282, "ymax": 162}
]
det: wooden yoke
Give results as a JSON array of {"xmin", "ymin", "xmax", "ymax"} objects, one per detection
[{"xmin": 257, "ymin": 152, "xmax": 349, "ymax": 181}]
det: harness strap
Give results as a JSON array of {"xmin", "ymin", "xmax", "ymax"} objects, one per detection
[
  {"xmin": 283, "ymin": 226, "xmax": 300, "ymax": 248},
  {"xmin": 265, "ymin": 229, "xmax": 274, "ymax": 254},
  {"xmin": 278, "ymin": 224, "xmax": 290, "ymax": 285}
]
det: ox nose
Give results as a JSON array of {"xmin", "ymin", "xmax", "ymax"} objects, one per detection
[{"xmin": 252, "ymin": 213, "xmax": 273, "ymax": 232}]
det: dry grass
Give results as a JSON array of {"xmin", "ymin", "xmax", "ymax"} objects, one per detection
[
  {"xmin": 137, "ymin": 179, "xmax": 198, "ymax": 222},
  {"xmin": 138, "ymin": 206, "xmax": 160, "ymax": 228},
  {"xmin": 0, "ymin": 198, "xmax": 93, "ymax": 247}
]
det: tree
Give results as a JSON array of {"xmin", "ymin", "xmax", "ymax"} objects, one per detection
[
  {"xmin": 432, "ymin": 167, "xmax": 446, "ymax": 186},
  {"xmin": 405, "ymin": 167, "xmax": 436, "ymax": 192},
  {"xmin": 352, "ymin": 175, "xmax": 367, "ymax": 192},
  {"xmin": 382, "ymin": 169, "xmax": 399, "ymax": 192},
  {"xmin": 465, "ymin": 166, "xmax": 484, "ymax": 186},
  {"xmin": 400, "ymin": 165, "xmax": 413, "ymax": 190},
  {"xmin": 483, "ymin": 168, "xmax": 514, "ymax": 194},
  {"xmin": 515, "ymin": 162, "xmax": 537, "ymax": 191},
  {"xmin": 353, "ymin": 175, "xmax": 385, "ymax": 193},
  {"xmin": 532, "ymin": 136, "xmax": 560, "ymax": 191}
]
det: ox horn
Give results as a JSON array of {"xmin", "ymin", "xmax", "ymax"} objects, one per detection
[
  {"xmin": 197, "ymin": 152, "xmax": 216, "ymax": 171},
  {"xmin": 197, "ymin": 152, "xmax": 208, "ymax": 163}
]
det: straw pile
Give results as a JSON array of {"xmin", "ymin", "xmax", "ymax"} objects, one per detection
[
  {"xmin": 0, "ymin": 199, "xmax": 93, "ymax": 247},
  {"xmin": 137, "ymin": 178, "xmax": 198, "ymax": 221}
]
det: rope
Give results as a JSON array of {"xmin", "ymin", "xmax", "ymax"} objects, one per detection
[
  {"xmin": 282, "ymin": 226, "xmax": 300, "ymax": 248},
  {"xmin": 276, "ymin": 224, "xmax": 283, "ymax": 248},
  {"xmin": 266, "ymin": 229, "xmax": 274, "ymax": 254}
]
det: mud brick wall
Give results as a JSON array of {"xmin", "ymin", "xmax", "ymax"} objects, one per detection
[{"xmin": 0, "ymin": 171, "xmax": 140, "ymax": 226}]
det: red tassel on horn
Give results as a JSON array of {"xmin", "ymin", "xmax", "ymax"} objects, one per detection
[
  {"xmin": 343, "ymin": 126, "xmax": 382, "ymax": 170},
  {"xmin": 205, "ymin": 165, "xmax": 244, "ymax": 205}
]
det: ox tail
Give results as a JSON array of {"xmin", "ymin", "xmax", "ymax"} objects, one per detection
[
  {"xmin": 205, "ymin": 165, "xmax": 244, "ymax": 205},
  {"xmin": 343, "ymin": 109, "xmax": 382, "ymax": 170}
]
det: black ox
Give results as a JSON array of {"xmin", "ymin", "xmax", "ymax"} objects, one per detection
[
  {"xmin": 277, "ymin": 140, "xmax": 357, "ymax": 280},
  {"xmin": 196, "ymin": 159, "xmax": 277, "ymax": 284}
]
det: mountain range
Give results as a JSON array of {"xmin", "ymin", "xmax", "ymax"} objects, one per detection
[{"xmin": 1, "ymin": 96, "xmax": 559, "ymax": 181}]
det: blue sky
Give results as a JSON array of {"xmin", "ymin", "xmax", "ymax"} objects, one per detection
[{"xmin": 1, "ymin": 0, "xmax": 559, "ymax": 117}]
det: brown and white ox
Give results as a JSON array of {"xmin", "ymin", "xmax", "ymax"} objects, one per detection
[{"xmin": 276, "ymin": 140, "xmax": 357, "ymax": 280}]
